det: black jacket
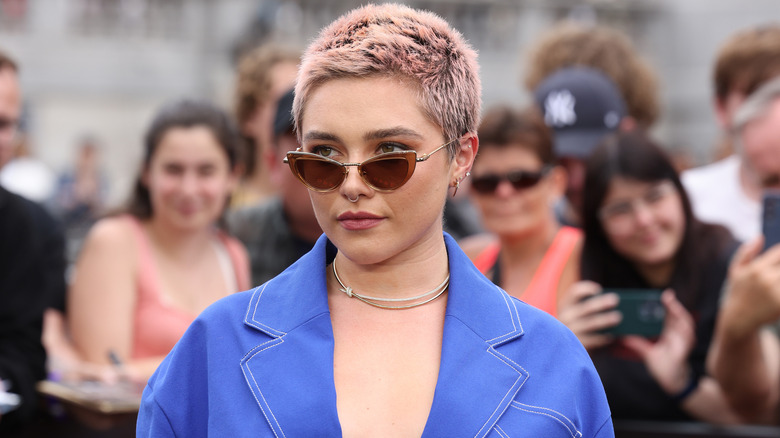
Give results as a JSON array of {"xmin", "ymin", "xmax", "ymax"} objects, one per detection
[{"xmin": 0, "ymin": 186, "xmax": 66, "ymax": 432}]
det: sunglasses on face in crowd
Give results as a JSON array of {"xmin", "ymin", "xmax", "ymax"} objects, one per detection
[
  {"xmin": 470, "ymin": 166, "xmax": 553, "ymax": 195},
  {"xmin": 0, "ymin": 117, "xmax": 18, "ymax": 133},
  {"xmin": 284, "ymin": 139, "xmax": 454, "ymax": 192}
]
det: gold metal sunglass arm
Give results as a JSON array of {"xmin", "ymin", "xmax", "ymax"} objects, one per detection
[
  {"xmin": 416, "ymin": 139, "xmax": 455, "ymax": 162},
  {"xmin": 282, "ymin": 147, "xmax": 305, "ymax": 164}
]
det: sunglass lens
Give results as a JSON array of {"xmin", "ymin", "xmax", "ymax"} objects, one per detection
[
  {"xmin": 508, "ymin": 171, "xmax": 542, "ymax": 189},
  {"xmin": 361, "ymin": 155, "xmax": 411, "ymax": 190},
  {"xmin": 471, "ymin": 176, "xmax": 500, "ymax": 194},
  {"xmin": 294, "ymin": 157, "xmax": 344, "ymax": 191},
  {"xmin": 0, "ymin": 117, "xmax": 15, "ymax": 131}
]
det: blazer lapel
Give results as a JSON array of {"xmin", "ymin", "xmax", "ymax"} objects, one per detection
[
  {"xmin": 237, "ymin": 234, "xmax": 529, "ymax": 437},
  {"xmin": 239, "ymin": 236, "xmax": 342, "ymax": 437},
  {"xmin": 423, "ymin": 235, "xmax": 528, "ymax": 437}
]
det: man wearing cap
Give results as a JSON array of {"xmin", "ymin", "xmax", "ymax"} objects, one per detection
[
  {"xmin": 228, "ymin": 88, "xmax": 323, "ymax": 286},
  {"xmin": 533, "ymin": 66, "xmax": 633, "ymax": 226}
]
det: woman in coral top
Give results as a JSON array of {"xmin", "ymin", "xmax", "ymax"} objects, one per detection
[
  {"xmin": 67, "ymin": 100, "xmax": 250, "ymax": 382},
  {"xmin": 460, "ymin": 105, "xmax": 579, "ymax": 317}
]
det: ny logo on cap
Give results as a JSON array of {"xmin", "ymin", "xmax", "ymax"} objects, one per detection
[{"xmin": 544, "ymin": 90, "xmax": 576, "ymax": 128}]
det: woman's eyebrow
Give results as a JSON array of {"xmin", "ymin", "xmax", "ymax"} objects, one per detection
[
  {"xmin": 303, "ymin": 127, "xmax": 424, "ymax": 144},
  {"xmin": 363, "ymin": 127, "xmax": 423, "ymax": 141},
  {"xmin": 302, "ymin": 130, "xmax": 342, "ymax": 143}
]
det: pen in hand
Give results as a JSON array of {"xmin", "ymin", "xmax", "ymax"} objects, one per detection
[{"xmin": 107, "ymin": 350, "xmax": 127, "ymax": 383}]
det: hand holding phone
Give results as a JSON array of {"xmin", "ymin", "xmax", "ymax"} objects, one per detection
[
  {"xmin": 620, "ymin": 290, "xmax": 698, "ymax": 396},
  {"xmin": 600, "ymin": 288, "xmax": 665, "ymax": 337},
  {"xmin": 558, "ymin": 281, "xmax": 622, "ymax": 350}
]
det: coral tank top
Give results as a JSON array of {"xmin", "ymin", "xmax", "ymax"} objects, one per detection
[
  {"xmin": 126, "ymin": 215, "xmax": 249, "ymax": 359},
  {"xmin": 472, "ymin": 226, "xmax": 581, "ymax": 317}
]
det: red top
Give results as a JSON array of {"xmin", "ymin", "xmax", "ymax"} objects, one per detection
[{"xmin": 472, "ymin": 226, "xmax": 582, "ymax": 317}]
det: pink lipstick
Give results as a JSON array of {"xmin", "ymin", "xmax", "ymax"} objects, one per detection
[{"xmin": 337, "ymin": 211, "xmax": 385, "ymax": 231}]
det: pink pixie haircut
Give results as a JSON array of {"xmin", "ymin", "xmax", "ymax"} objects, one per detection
[{"xmin": 293, "ymin": 3, "xmax": 481, "ymax": 157}]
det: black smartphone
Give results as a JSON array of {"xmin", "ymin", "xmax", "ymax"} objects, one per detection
[
  {"xmin": 601, "ymin": 288, "xmax": 665, "ymax": 337},
  {"xmin": 762, "ymin": 191, "xmax": 780, "ymax": 252}
]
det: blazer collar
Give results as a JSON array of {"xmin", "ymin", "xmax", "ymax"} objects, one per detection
[
  {"xmin": 425, "ymin": 233, "xmax": 528, "ymax": 436},
  {"xmin": 241, "ymin": 233, "xmax": 528, "ymax": 437},
  {"xmin": 242, "ymin": 234, "xmax": 334, "ymax": 336}
]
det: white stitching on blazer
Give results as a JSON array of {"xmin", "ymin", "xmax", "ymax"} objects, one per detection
[{"xmin": 510, "ymin": 401, "xmax": 582, "ymax": 438}]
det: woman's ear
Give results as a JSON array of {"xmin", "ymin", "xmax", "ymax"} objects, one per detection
[{"xmin": 453, "ymin": 133, "xmax": 478, "ymax": 178}]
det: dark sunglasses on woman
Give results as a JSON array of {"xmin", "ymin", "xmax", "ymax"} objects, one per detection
[
  {"xmin": 284, "ymin": 139, "xmax": 454, "ymax": 192},
  {"xmin": 470, "ymin": 166, "xmax": 552, "ymax": 195}
]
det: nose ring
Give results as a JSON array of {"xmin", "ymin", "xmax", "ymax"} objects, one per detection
[{"xmin": 347, "ymin": 194, "xmax": 360, "ymax": 203}]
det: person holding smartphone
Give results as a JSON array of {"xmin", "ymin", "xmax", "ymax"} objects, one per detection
[
  {"xmin": 707, "ymin": 77, "xmax": 780, "ymax": 425},
  {"xmin": 137, "ymin": 4, "xmax": 613, "ymax": 436},
  {"xmin": 708, "ymin": 233, "xmax": 780, "ymax": 424},
  {"xmin": 557, "ymin": 131, "xmax": 741, "ymax": 423}
]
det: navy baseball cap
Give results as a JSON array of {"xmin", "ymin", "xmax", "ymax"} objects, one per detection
[
  {"xmin": 273, "ymin": 88, "xmax": 295, "ymax": 137},
  {"xmin": 533, "ymin": 67, "xmax": 627, "ymax": 159}
]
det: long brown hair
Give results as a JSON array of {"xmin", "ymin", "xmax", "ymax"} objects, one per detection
[{"xmin": 580, "ymin": 131, "xmax": 733, "ymax": 309}]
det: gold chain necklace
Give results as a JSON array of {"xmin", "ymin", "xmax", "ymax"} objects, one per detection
[{"xmin": 331, "ymin": 259, "xmax": 449, "ymax": 310}]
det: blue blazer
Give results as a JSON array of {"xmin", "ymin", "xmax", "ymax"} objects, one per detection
[{"xmin": 137, "ymin": 234, "xmax": 613, "ymax": 437}]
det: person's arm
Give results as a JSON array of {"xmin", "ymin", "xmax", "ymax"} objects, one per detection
[
  {"xmin": 623, "ymin": 290, "xmax": 741, "ymax": 424},
  {"xmin": 67, "ymin": 218, "xmax": 144, "ymax": 381},
  {"xmin": 709, "ymin": 329, "xmax": 780, "ymax": 423},
  {"xmin": 707, "ymin": 238, "xmax": 780, "ymax": 423},
  {"xmin": 557, "ymin": 281, "xmax": 621, "ymax": 350}
]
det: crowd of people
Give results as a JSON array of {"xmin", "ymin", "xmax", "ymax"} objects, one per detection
[{"xmin": 2, "ymin": 3, "xmax": 780, "ymax": 436}]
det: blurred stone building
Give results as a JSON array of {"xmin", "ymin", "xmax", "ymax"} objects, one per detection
[{"xmin": 0, "ymin": 0, "xmax": 777, "ymax": 206}]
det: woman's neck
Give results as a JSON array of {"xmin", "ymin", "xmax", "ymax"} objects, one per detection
[
  {"xmin": 144, "ymin": 217, "xmax": 215, "ymax": 261},
  {"xmin": 331, "ymin": 234, "xmax": 450, "ymax": 302},
  {"xmin": 635, "ymin": 259, "xmax": 675, "ymax": 288},
  {"xmin": 499, "ymin": 219, "xmax": 559, "ymax": 269}
]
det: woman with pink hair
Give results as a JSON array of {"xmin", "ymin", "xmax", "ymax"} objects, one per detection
[{"xmin": 137, "ymin": 4, "xmax": 613, "ymax": 436}]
